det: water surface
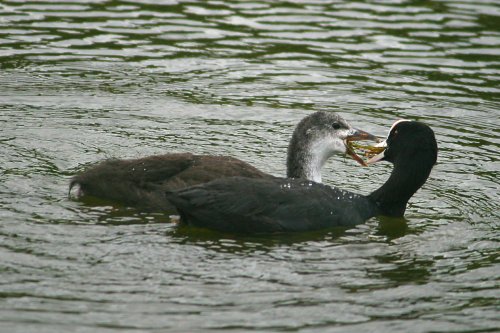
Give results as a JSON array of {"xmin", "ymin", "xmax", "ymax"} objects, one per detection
[{"xmin": 1, "ymin": 0, "xmax": 499, "ymax": 332}]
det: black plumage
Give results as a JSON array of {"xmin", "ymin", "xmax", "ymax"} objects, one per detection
[{"xmin": 166, "ymin": 121, "xmax": 438, "ymax": 233}]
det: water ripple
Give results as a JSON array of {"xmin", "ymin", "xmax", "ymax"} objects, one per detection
[{"xmin": 1, "ymin": 0, "xmax": 499, "ymax": 332}]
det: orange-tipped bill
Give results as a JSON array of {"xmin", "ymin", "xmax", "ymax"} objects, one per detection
[{"xmin": 345, "ymin": 129, "xmax": 383, "ymax": 166}]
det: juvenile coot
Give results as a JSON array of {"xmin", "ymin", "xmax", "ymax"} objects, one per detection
[
  {"xmin": 70, "ymin": 112, "xmax": 377, "ymax": 211},
  {"xmin": 165, "ymin": 120, "xmax": 438, "ymax": 233}
]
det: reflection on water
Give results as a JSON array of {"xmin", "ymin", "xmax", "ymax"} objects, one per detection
[{"xmin": 0, "ymin": 0, "xmax": 499, "ymax": 332}]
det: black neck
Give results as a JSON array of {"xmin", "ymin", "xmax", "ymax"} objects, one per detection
[{"xmin": 368, "ymin": 152, "xmax": 434, "ymax": 217}]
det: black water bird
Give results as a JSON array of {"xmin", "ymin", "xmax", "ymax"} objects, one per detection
[
  {"xmin": 165, "ymin": 120, "xmax": 438, "ymax": 233},
  {"xmin": 70, "ymin": 112, "xmax": 376, "ymax": 211}
]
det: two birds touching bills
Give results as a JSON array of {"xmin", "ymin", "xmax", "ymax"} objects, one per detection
[{"xmin": 70, "ymin": 112, "xmax": 437, "ymax": 234}]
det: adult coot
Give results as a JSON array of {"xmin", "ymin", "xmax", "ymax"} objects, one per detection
[{"xmin": 165, "ymin": 120, "xmax": 438, "ymax": 233}]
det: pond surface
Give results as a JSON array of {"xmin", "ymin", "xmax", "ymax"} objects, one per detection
[{"xmin": 1, "ymin": 0, "xmax": 499, "ymax": 332}]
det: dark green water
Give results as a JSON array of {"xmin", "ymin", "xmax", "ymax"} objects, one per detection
[{"xmin": 1, "ymin": 1, "xmax": 499, "ymax": 332}]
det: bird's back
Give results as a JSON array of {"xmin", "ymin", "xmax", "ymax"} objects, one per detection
[
  {"xmin": 70, "ymin": 154, "xmax": 272, "ymax": 211},
  {"xmin": 166, "ymin": 177, "xmax": 378, "ymax": 233}
]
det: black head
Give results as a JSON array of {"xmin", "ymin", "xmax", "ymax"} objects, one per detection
[
  {"xmin": 368, "ymin": 120, "xmax": 438, "ymax": 166},
  {"xmin": 367, "ymin": 120, "xmax": 438, "ymax": 217}
]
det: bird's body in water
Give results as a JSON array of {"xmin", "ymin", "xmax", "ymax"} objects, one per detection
[
  {"xmin": 70, "ymin": 154, "xmax": 271, "ymax": 211},
  {"xmin": 70, "ymin": 112, "xmax": 376, "ymax": 211},
  {"xmin": 166, "ymin": 121, "xmax": 438, "ymax": 233}
]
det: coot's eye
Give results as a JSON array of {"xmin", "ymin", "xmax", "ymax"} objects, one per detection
[
  {"xmin": 389, "ymin": 128, "xmax": 398, "ymax": 138},
  {"xmin": 332, "ymin": 123, "xmax": 341, "ymax": 130}
]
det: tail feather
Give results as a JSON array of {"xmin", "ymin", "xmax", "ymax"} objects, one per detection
[{"xmin": 68, "ymin": 178, "xmax": 83, "ymax": 199}]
